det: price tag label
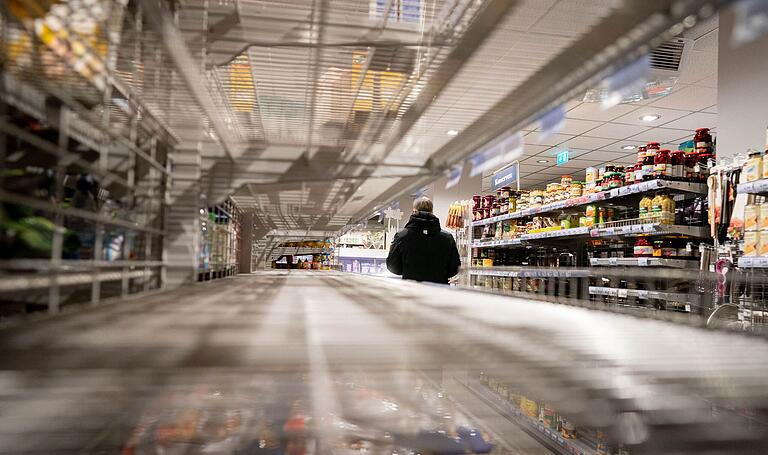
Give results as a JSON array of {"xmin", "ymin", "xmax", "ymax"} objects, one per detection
[
  {"xmin": 608, "ymin": 257, "xmax": 618, "ymax": 265},
  {"xmin": 685, "ymin": 304, "xmax": 691, "ymax": 312},
  {"xmin": 609, "ymin": 188, "xmax": 620, "ymax": 198},
  {"xmin": 642, "ymin": 224, "xmax": 655, "ymax": 233},
  {"xmin": 636, "ymin": 290, "xmax": 649, "ymax": 299},
  {"xmin": 590, "ymin": 229, "xmax": 599, "ymax": 237},
  {"xmin": 638, "ymin": 257, "xmax": 649, "ymax": 266},
  {"xmin": 619, "ymin": 186, "xmax": 631, "ymax": 196},
  {"xmin": 631, "ymin": 224, "xmax": 643, "ymax": 233},
  {"xmin": 757, "ymin": 257, "xmax": 768, "ymax": 268},
  {"xmin": 638, "ymin": 181, "xmax": 650, "ymax": 192},
  {"xmin": 617, "ymin": 288, "xmax": 628, "ymax": 298},
  {"xmin": 603, "ymin": 227, "xmax": 616, "ymax": 235}
]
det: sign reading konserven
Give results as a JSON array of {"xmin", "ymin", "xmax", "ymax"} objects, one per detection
[{"xmin": 490, "ymin": 163, "xmax": 518, "ymax": 191}]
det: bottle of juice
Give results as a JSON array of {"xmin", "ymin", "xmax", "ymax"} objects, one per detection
[
  {"xmin": 639, "ymin": 196, "xmax": 653, "ymax": 219},
  {"xmin": 651, "ymin": 194, "xmax": 665, "ymax": 221}
]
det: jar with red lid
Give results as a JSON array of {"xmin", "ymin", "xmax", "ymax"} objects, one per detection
[
  {"xmin": 636, "ymin": 145, "xmax": 648, "ymax": 164},
  {"xmin": 633, "ymin": 237, "xmax": 653, "ymax": 257},
  {"xmin": 696, "ymin": 150, "xmax": 714, "ymax": 182},
  {"xmin": 642, "ymin": 149, "xmax": 656, "ymax": 181},
  {"xmin": 694, "ymin": 128, "xmax": 713, "ymax": 151},
  {"xmin": 473, "ymin": 195, "xmax": 481, "ymax": 210},
  {"xmin": 483, "ymin": 207, "xmax": 491, "ymax": 219},
  {"xmin": 654, "ymin": 149, "xmax": 671, "ymax": 179},
  {"xmin": 625, "ymin": 165, "xmax": 635, "ymax": 185},
  {"xmin": 483, "ymin": 195, "xmax": 495, "ymax": 208},
  {"xmin": 685, "ymin": 151, "xmax": 698, "ymax": 181},
  {"xmin": 633, "ymin": 163, "xmax": 644, "ymax": 184},
  {"xmin": 647, "ymin": 142, "xmax": 661, "ymax": 153},
  {"xmin": 670, "ymin": 150, "xmax": 685, "ymax": 181}
]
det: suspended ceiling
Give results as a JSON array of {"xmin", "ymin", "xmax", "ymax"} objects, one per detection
[{"xmin": 108, "ymin": 0, "xmax": 724, "ymax": 234}]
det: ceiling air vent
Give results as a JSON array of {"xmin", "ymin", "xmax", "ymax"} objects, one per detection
[{"xmin": 649, "ymin": 38, "xmax": 690, "ymax": 73}]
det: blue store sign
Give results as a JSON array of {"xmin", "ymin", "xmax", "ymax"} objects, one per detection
[{"xmin": 490, "ymin": 163, "xmax": 518, "ymax": 191}]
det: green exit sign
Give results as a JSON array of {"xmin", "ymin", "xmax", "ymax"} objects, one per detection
[{"xmin": 556, "ymin": 150, "xmax": 569, "ymax": 166}]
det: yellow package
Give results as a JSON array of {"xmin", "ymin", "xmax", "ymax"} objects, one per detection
[
  {"xmin": 745, "ymin": 204, "xmax": 760, "ymax": 231},
  {"xmin": 744, "ymin": 231, "xmax": 760, "ymax": 257}
]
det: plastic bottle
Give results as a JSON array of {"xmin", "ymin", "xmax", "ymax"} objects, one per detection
[{"xmin": 639, "ymin": 196, "xmax": 653, "ymax": 219}]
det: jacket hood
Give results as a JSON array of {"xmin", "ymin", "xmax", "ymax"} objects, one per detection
[{"xmin": 405, "ymin": 211, "xmax": 442, "ymax": 236}]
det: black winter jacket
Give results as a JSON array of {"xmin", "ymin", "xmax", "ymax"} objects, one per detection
[{"xmin": 386, "ymin": 211, "xmax": 461, "ymax": 284}]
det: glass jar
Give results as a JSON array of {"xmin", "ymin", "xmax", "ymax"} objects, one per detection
[
  {"xmin": 500, "ymin": 186, "xmax": 511, "ymax": 199},
  {"xmin": 633, "ymin": 163, "xmax": 643, "ymax": 184},
  {"xmin": 491, "ymin": 203, "xmax": 500, "ymax": 217},
  {"xmin": 483, "ymin": 195, "xmax": 495, "ymax": 208},
  {"xmin": 473, "ymin": 195, "xmax": 481, "ymax": 210},
  {"xmin": 670, "ymin": 150, "xmax": 685, "ymax": 181},
  {"xmin": 685, "ymin": 151, "xmax": 699, "ymax": 181},
  {"xmin": 569, "ymin": 182, "xmax": 583, "ymax": 198},
  {"xmin": 642, "ymin": 149, "xmax": 656, "ymax": 181},
  {"xmin": 654, "ymin": 149, "xmax": 671, "ymax": 179},
  {"xmin": 694, "ymin": 127, "xmax": 713, "ymax": 151},
  {"xmin": 625, "ymin": 166, "xmax": 635, "ymax": 185},
  {"xmin": 508, "ymin": 193, "xmax": 517, "ymax": 213}
]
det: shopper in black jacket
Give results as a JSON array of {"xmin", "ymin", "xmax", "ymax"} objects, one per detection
[{"xmin": 386, "ymin": 197, "xmax": 461, "ymax": 284}]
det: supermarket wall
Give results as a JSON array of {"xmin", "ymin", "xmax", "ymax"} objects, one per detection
[{"xmin": 717, "ymin": 6, "xmax": 768, "ymax": 159}]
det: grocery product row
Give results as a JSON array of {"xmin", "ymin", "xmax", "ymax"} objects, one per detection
[{"xmin": 472, "ymin": 130, "xmax": 713, "ymax": 225}]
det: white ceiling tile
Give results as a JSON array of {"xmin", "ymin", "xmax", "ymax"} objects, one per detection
[
  {"xmin": 702, "ymin": 104, "xmax": 717, "ymax": 114},
  {"xmin": 560, "ymin": 136, "xmax": 617, "ymax": 150},
  {"xmin": 567, "ymin": 102, "xmax": 639, "ymax": 122},
  {"xmin": 677, "ymin": 50, "xmax": 717, "ymax": 85},
  {"xmin": 611, "ymin": 106, "xmax": 690, "ymax": 127},
  {"xmin": 520, "ymin": 144, "xmax": 550, "ymax": 158},
  {"xmin": 626, "ymin": 127, "xmax": 692, "ymax": 144},
  {"xmin": 586, "ymin": 123, "xmax": 650, "ymax": 140},
  {"xmin": 694, "ymin": 74, "xmax": 718, "ymax": 88},
  {"xmin": 524, "ymin": 131, "xmax": 575, "ymax": 147},
  {"xmin": 556, "ymin": 118, "xmax": 604, "ymax": 135},
  {"xmin": 648, "ymin": 85, "xmax": 718, "ymax": 111},
  {"xmin": 599, "ymin": 142, "xmax": 645, "ymax": 154},
  {"xmin": 578, "ymin": 150, "xmax": 629, "ymax": 162},
  {"xmin": 660, "ymin": 112, "xmax": 718, "ymax": 131}
]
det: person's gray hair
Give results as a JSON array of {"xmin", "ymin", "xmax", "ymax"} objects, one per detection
[{"xmin": 413, "ymin": 196, "xmax": 433, "ymax": 213}]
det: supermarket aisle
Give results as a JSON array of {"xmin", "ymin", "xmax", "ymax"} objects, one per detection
[
  {"xmin": 0, "ymin": 271, "xmax": 544, "ymax": 453},
  {"xmin": 1, "ymin": 271, "xmax": 768, "ymax": 453}
]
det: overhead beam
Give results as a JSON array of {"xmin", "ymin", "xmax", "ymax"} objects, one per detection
[{"xmin": 140, "ymin": 0, "xmax": 240, "ymax": 161}]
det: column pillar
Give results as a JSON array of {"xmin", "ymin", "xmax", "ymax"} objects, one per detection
[{"xmin": 717, "ymin": 6, "xmax": 768, "ymax": 160}]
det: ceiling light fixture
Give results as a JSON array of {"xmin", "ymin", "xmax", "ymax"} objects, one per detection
[
  {"xmin": 622, "ymin": 145, "xmax": 637, "ymax": 150},
  {"xmin": 537, "ymin": 159, "xmax": 548, "ymax": 164},
  {"xmin": 640, "ymin": 114, "xmax": 661, "ymax": 122},
  {"xmin": 447, "ymin": 129, "xmax": 459, "ymax": 136}
]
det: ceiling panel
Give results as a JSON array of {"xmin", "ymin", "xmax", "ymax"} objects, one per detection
[
  {"xmin": 611, "ymin": 106, "xmax": 690, "ymax": 127},
  {"xmin": 660, "ymin": 112, "xmax": 718, "ymax": 130},
  {"xmin": 626, "ymin": 127, "xmax": 692, "ymax": 144},
  {"xmin": 648, "ymin": 85, "xmax": 718, "ymax": 111},
  {"xmin": 524, "ymin": 131, "xmax": 576, "ymax": 146},
  {"xmin": 585, "ymin": 122, "xmax": 650, "ymax": 139},
  {"xmin": 567, "ymin": 102, "xmax": 639, "ymax": 122},
  {"xmin": 578, "ymin": 150, "xmax": 630, "ymax": 162},
  {"xmin": 555, "ymin": 118, "xmax": 604, "ymax": 135},
  {"xmin": 560, "ymin": 135, "xmax": 617, "ymax": 150}
]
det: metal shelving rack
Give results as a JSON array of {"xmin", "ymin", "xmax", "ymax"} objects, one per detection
[
  {"xmin": 466, "ymin": 178, "xmax": 712, "ymax": 318},
  {"xmin": 0, "ymin": 1, "xmax": 175, "ymax": 315},
  {"xmin": 198, "ymin": 198, "xmax": 241, "ymax": 281}
]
